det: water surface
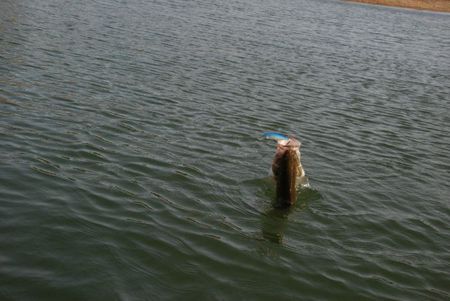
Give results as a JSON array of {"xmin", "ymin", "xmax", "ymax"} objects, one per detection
[{"xmin": 1, "ymin": 0, "xmax": 450, "ymax": 300}]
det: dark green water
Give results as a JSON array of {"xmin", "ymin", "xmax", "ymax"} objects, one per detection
[{"xmin": 1, "ymin": 0, "xmax": 450, "ymax": 300}]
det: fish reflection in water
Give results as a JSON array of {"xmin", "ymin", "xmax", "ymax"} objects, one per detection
[
  {"xmin": 261, "ymin": 207, "xmax": 292, "ymax": 244},
  {"xmin": 260, "ymin": 188, "xmax": 317, "ymax": 244}
]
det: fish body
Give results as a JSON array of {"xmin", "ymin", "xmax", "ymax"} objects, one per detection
[{"xmin": 266, "ymin": 134, "xmax": 308, "ymax": 207}]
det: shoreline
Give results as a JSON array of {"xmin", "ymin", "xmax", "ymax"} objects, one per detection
[{"xmin": 346, "ymin": 0, "xmax": 450, "ymax": 12}]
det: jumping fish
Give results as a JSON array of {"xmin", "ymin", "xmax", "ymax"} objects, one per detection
[{"xmin": 263, "ymin": 132, "xmax": 309, "ymax": 207}]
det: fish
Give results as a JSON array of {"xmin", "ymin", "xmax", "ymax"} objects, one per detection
[{"xmin": 263, "ymin": 132, "xmax": 309, "ymax": 207}]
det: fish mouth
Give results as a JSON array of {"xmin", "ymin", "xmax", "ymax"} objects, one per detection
[{"xmin": 277, "ymin": 138, "xmax": 301, "ymax": 150}]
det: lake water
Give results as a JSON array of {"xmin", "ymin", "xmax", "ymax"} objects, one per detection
[{"xmin": 1, "ymin": 0, "xmax": 449, "ymax": 299}]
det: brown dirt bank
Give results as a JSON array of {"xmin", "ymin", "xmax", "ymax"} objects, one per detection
[{"xmin": 346, "ymin": 0, "xmax": 450, "ymax": 12}]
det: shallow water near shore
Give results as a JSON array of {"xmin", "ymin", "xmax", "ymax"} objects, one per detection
[{"xmin": 1, "ymin": 0, "xmax": 450, "ymax": 300}]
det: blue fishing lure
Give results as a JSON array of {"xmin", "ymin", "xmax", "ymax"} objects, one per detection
[{"xmin": 262, "ymin": 132, "xmax": 289, "ymax": 141}]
